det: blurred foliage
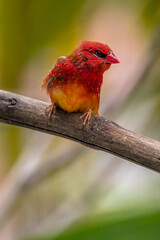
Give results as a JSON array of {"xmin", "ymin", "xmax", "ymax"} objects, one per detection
[
  {"xmin": 0, "ymin": 0, "xmax": 160, "ymax": 239},
  {"xmin": 0, "ymin": 0, "xmax": 86, "ymax": 89},
  {"xmin": 23, "ymin": 209, "xmax": 160, "ymax": 240},
  {"xmin": 141, "ymin": 0, "xmax": 160, "ymax": 29}
]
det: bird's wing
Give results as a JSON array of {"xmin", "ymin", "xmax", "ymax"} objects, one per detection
[{"xmin": 41, "ymin": 57, "xmax": 69, "ymax": 89}]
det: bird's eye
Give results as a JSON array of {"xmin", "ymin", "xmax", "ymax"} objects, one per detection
[{"xmin": 94, "ymin": 50, "xmax": 107, "ymax": 59}]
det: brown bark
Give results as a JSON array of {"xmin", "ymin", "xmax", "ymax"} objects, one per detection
[{"xmin": 0, "ymin": 90, "xmax": 160, "ymax": 173}]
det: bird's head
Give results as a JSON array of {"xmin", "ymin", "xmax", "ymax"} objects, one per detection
[{"xmin": 68, "ymin": 41, "xmax": 119, "ymax": 73}]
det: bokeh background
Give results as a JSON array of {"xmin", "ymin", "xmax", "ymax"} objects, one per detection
[{"xmin": 0, "ymin": 0, "xmax": 160, "ymax": 239}]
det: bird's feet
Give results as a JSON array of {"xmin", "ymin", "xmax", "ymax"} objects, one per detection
[
  {"xmin": 45, "ymin": 103, "xmax": 56, "ymax": 122},
  {"xmin": 80, "ymin": 109, "xmax": 92, "ymax": 125}
]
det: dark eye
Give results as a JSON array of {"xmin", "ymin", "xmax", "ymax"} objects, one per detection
[{"xmin": 94, "ymin": 50, "xmax": 107, "ymax": 59}]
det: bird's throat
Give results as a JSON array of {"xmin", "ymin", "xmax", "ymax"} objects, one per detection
[{"xmin": 79, "ymin": 71, "xmax": 103, "ymax": 94}]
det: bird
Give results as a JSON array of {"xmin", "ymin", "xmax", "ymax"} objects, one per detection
[{"xmin": 41, "ymin": 41, "xmax": 119, "ymax": 125}]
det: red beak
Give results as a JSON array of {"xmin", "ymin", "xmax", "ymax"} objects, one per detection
[{"xmin": 106, "ymin": 53, "xmax": 120, "ymax": 64}]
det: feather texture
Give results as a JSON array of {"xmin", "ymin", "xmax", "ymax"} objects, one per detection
[{"xmin": 42, "ymin": 41, "xmax": 119, "ymax": 116}]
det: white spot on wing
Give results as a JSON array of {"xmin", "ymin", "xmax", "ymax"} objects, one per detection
[{"xmin": 58, "ymin": 56, "xmax": 66, "ymax": 60}]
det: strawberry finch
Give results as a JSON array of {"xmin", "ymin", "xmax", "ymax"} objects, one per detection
[{"xmin": 42, "ymin": 41, "xmax": 119, "ymax": 125}]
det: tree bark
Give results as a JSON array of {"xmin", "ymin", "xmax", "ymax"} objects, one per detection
[{"xmin": 0, "ymin": 90, "xmax": 160, "ymax": 173}]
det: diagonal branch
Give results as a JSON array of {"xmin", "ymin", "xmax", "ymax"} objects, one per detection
[{"xmin": 0, "ymin": 90, "xmax": 160, "ymax": 173}]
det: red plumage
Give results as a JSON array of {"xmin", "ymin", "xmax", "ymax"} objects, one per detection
[{"xmin": 42, "ymin": 41, "xmax": 119, "ymax": 124}]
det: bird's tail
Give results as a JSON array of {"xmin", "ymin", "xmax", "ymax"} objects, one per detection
[{"xmin": 41, "ymin": 71, "xmax": 54, "ymax": 90}]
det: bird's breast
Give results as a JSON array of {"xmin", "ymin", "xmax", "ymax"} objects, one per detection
[{"xmin": 49, "ymin": 81, "xmax": 100, "ymax": 114}]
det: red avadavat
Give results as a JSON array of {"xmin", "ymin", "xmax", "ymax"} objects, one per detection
[{"xmin": 42, "ymin": 41, "xmax": 119, "ymax": 125}]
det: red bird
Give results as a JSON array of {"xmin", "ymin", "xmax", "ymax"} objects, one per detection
[{"xmin": 42, "ymin": 41, "xmax": 119, "ymax": 125}]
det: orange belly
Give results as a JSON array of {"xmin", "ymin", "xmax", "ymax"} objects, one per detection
[{"xmin": 49, "ymin": 82, "xmax": 99, "ymax": 115}]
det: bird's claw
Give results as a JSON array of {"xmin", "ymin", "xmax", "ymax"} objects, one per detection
[
  {"xmin": 80, "ymin": 109, "xmax": 92, "ymax": 125},
  {"xmin": 45, "ymin": 103, "xmax": 56, "ymax": 122}
]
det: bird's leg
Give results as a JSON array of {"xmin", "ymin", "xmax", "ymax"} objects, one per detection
[
  {"xmin": 80, "ymin": 109, "xmax": 92, "ymax": 125},
  {"xmin": 40, "ymin": 105, "xmax": 53, "ymax": 117},
  {"xmin": 45, "ymin": 104, "xmax": 53, "ymax": 111},
  {"xmin": 45, "ymin": 103, "xmax": 56, "ymax": 122}
]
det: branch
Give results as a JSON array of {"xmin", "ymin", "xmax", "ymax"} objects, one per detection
[{"xmin": 0, "ymin": 90, "xmax": 160, "ymax": 173}]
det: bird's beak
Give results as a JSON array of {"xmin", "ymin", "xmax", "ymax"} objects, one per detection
[{"xmin": 106, "ymin": 53, "xmax": 120, "ymax": 64}]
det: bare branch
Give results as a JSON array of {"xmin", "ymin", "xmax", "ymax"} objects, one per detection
[{"xmin": 0, "ymin": 90, "xmax": 160, "ymax": 173}]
